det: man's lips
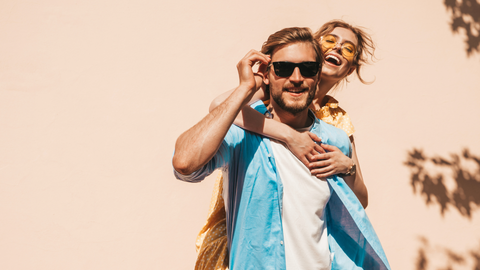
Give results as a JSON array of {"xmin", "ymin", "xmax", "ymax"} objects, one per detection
[{"xmin": 284, "ymin": 88, "xmax": 307, "ymax": 96}]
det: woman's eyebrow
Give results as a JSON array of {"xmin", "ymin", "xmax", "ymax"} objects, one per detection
[{"xmin": 333, "ymin": 34, "xmax": 355, "ymax": 45}]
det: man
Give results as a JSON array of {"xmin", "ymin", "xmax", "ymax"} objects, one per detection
[{"xmin": 173, "ymin": 27, "xmax": 390, "ymax": 270}]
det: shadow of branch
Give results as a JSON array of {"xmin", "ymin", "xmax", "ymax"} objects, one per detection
[
  {"xmin": 444, "ymin": 0, "xmax": 480, "ymax": 57},
  {"xmin": 405, "ymin": 148, "xmax": 480, "ymax": 218},
  {"xmin": 416, "ymin": 237, "xmax": 480, "ymax": 270}
]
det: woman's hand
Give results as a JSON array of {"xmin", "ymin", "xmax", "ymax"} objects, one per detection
[
  {"xmin": 308, "ymin": 143, "xmax": 354, "ymax": 178},
  {"xmin": 285, "ymin": 131, "xmax": 326, "ymax": 168}
]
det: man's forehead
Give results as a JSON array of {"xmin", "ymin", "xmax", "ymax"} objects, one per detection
[{"xmin": 271, "ymin": 42, "xmax": 317, "ymax": 62}]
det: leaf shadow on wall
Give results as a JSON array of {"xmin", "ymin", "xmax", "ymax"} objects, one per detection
[
  {"xmin": 405, "ymin": 148, "xmax": 480, "ymax": 270},
  {"xmin": 404, "ymin": 148, "xmax": 480, "ymax": 218},
  {"xmin": 444, "ymin": 0, "xmax": 480, "ymax": 57},
  {"xmin": 415, "ymin": 237, "xmax": 480, "ymax": 270}
]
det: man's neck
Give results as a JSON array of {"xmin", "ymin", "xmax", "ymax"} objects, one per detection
[{"xmin": 268, "ymin": 102, "xmax": 313, "ymax": 130}]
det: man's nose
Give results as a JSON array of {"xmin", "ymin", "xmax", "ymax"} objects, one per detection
[{"xmin": 289, "ymin": 67, "xmax": 303, "ymax": 83}]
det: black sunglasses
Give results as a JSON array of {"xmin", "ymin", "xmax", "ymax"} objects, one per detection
[{"xmin": 271, "ymin": 61, "xmax": 321, "ymax": 78}]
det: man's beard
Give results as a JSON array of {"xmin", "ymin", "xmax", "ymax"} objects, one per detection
[{"xmin": 271, "ymin": 83, "xmax": 316, "ymax": 116}]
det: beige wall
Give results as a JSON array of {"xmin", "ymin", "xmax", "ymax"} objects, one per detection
[{"xmin": 1, "ymin": 0, "xmax": 479, "ymax": 269}]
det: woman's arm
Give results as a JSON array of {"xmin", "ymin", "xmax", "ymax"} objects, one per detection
[
  {"xmin": 210, "ymin": 85, "xmax": 325, "ymax": 167},
  {"xmin": 210, "ymin": 83, "xmax": 368, "ymax": 207},
  {"xmin": 209, "ymin": 85, "xmax": 367, "ymax": 207},
  {"xmin": 209, "ymin": 66, "xmax": 267, "ymax": 113},
  {"xmin": 309, "ymin": 137, "xmax": 368, "ymax": 208},
  {"xmin": 348, "ymin": 139, "xmax": 368, "ymax": 208}
]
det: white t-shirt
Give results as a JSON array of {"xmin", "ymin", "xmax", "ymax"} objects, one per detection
[{"xmin": 270, "ymin": 124, "xmax": 332, "ymax": 269}]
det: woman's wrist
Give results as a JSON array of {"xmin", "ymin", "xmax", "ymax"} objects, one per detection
[
  {"xmin": 281, "ymin": 126, "xmax": 297, "ymax": 146},
  {"xmin": 343, "ymin": 159, "xmax": 356, "ymax": 175}
]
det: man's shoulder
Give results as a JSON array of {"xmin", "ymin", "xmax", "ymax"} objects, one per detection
[
  {"xmin": 313, "ymin": 115, "xmax": 349, "ymax": 138},
  {"xmin": 224, "ymin": 124, "xmax": 246, "ymax": 142},
  {"xmin": 319, "ymin": 118, "xmax": 346, "ymax": 133},
  {"xmin": 250, "ymin": 100, "xmax": 270, "ymax": 116},
  {"xmin": 312, "ymin": 115, "xmax": 351, "ymax": 156},
  {"xmin": 225, "ymin": 119, "xmax": 264, "ymax": 143}
]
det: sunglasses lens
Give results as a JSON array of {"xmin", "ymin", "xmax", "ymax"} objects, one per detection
[
  {"xmin": 299, "ymin": 62, "xmax": 320, "ymax": 77},
  {"xmin": 272, "ymin": 62, "xmax": 319, "ymax": 77},
  {"xmin": 321, "ymin": 34, "xmax": 356, "ymax": 59},
  {"xmin": 321, "ymin": 35, "xmax": 337, "ymax": 51},
  {"xmin": 341, "ymin": 43, "xmax": 356, "ymax": 58},
  {"xmin": 273, "ymin": 62, "xmax": 295, "ymax": 77}
]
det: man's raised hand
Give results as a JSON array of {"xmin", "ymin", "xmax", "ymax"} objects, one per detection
[{"xmin": 236, "ymin": 50, "xmax": 270, "ymax": 93}]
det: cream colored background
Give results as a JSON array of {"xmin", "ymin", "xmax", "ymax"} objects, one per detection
[{"xmin": 1, "ymin": 0, "xmax": 479, "ymax": 269}]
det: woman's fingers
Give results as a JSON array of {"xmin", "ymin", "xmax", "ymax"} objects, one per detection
[
  {"xmin": 310, "ymin": 166, "xmax": 336, "ymax": 178},
  {"xmin": 299, "ymin": 156, "xmax": 311, "ymax": 168},
  {"xmin": 312, "ymin": 144, "xmax": 352, "ymax": 174},
  {"xmin": 314, "ymin": 143, "xmax": 326, "ymax": 154},
  {"xmin": 310, "ymin": 153, "xmax": 329, "ymax": 161},
  {"xmin": 315, "ymin": 171, "xmax": 335, "ymax": 178},
  {"xmin": 308, "ymin": 132, "xmax": 322, "ymax": 143},
  {"xmin": 309, "ymin": 159, "xmax": 330, "ymax": 169},
  {"xmin": 320, "ymin": 143, "xmax": 340, "ymax": 152}
]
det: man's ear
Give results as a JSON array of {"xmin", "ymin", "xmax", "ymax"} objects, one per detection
[{"xmin": 263, "ymin": 72, "xmax": 270, "ymax": 85}]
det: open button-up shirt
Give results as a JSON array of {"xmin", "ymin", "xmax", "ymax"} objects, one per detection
[{"xmin": 174, "ymin": 101, "xmax": 391, "ymax": 270}]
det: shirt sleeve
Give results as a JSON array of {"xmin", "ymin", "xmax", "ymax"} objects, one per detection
[{"xmin": 173, "ymin": 126, "xmax": 243, "ymax": 183}]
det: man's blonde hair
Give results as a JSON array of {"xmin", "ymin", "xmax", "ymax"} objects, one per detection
[{"xmin": 261, "ymin": 27, "xmax": 324, "ymax": 63}]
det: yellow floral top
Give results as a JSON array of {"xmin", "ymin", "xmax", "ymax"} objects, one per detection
[
  {"xmin": 194, "ymin": 95, "xmax": 354, "ymax": 270},
  {"xmin": 311, "ymin": 95, "xmax": 355, "ymax": 137}
]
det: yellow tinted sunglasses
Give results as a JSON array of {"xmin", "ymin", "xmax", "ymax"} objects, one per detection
[{"xmin": 320, "ymin": 34, "xmax": 357, "ymax": 60}]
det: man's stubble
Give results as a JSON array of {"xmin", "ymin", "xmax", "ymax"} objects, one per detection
[{"xmin": 270, "ymin": 83, "xmax": 317, "ymax": 116}]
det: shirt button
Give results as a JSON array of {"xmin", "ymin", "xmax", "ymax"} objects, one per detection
[{"xmin": 280, "ymin": 241, "xmax": 284, "ymax": 245}]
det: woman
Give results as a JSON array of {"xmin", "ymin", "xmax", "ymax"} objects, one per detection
[{"xmin": 195, "ymin": 20, "xmax": 375, "ymax": 270}]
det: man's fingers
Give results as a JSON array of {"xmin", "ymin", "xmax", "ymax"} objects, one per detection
[
  {"xmin": 237, "ymin": 53, "xmax": 267, "ymax": 75},
  {"xmin": 236, "ymin": 50, "xmax": 271, "ymax": 89},
  {"xmin": 242, "ymin": 50, "xmax": 270, "ymax": 67},
  {"xmin": 257, "ymin": 62, "xmax": 269, "ymax": 75}
]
